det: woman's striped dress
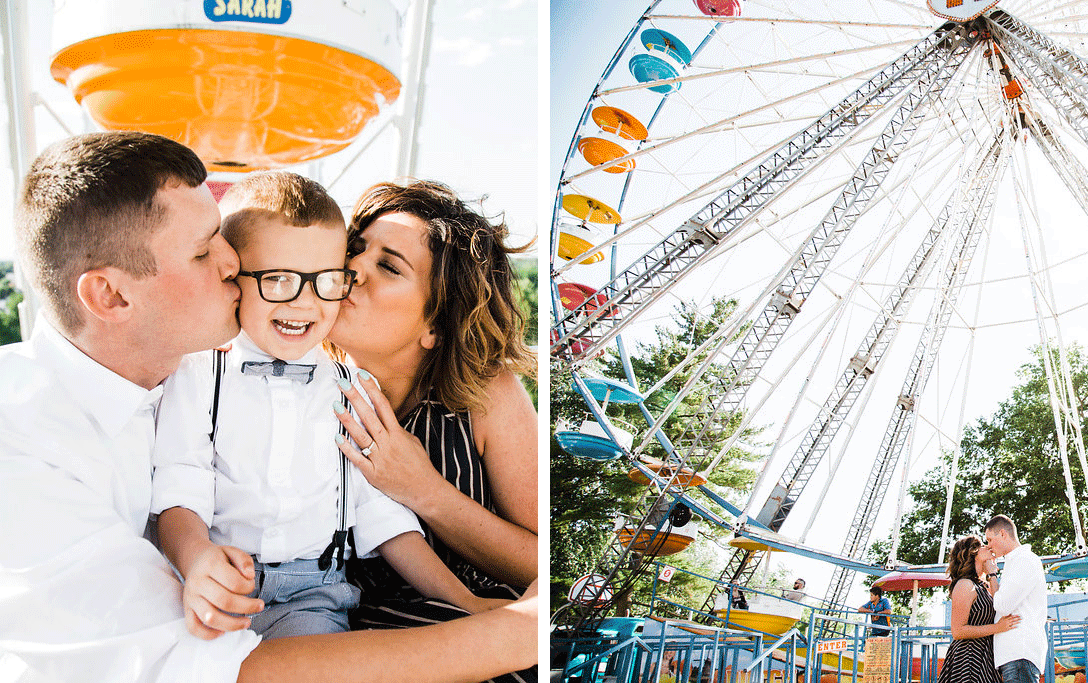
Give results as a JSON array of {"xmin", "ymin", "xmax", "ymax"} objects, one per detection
[
  {"xmin": 348, "ymin": 393, "xmax": 535, "ymax": 683},
  {"xmin": 936, "ymin": 580, "xmax": 1002, "ymax": 683}
]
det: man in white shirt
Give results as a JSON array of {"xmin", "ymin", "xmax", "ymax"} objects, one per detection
[
  {"xmin": 984, "ymin": 514, "xmax": 1047, "ymax": 683},
  {"xmin": 0, "ymin": 131, "xmax": 535, "ymax": 683}
]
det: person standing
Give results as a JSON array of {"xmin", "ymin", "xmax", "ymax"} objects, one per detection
[
  {"xmin": 984, "ymin": 514, "xmax": 1048, "ymax": 683},
  {"xmin": 936, "ymin": 536, "xmax": 1019, "ymax": 683}
]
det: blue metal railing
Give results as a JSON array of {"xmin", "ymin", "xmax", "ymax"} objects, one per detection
[
  {"xmin": 1048, "ymin": 619, "xmax": 1088, "ymax": 683},
  {"xmin": 553, "ymin": 590, "xmax": 1088, "ymax": 683},
  {"xmin": 553, "ymin": 618, "xmax": 780, "ymax": 683}
]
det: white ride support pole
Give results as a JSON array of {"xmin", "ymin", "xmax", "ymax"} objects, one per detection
[
  {"xmin": 1, "ymin": 0, "xmax": 40, "ymax": 340},
  {"xmin": 392, "ymin": 0, "xmax": 436, "ymax": 179},
  {"xmin": 910, "ymin": 580, "xmax": 919, "ymax": 627}
]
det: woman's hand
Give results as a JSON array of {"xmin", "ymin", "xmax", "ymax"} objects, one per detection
[
  {"xmin": 337, "ymin": 369, "xmax": 537, "ymax": 587},
  {"xmin": 334, "ymin": 370, "xmax": 448, "ymax": 509},
  {"xmin": 995, "ymin": 613, "xmax": 1021, "ymax": 633}
]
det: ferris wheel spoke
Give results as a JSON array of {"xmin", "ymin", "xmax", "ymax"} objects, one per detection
[
  {"xmin": 1009, "ymin": 1, "xmax": 1088, "ymax": 26},
  {"xmin": 1006, "ymin": 137, "xmax": 1088, "ymax": 553},
  {"xmin": 596, "ymin": 45, "xmax": 907, "ymax": 100},
  {"xmin": 634, "ymin": 124, "xmax": 973, "ymax": 465},
  {"xmin": 989, "ymin": 13, "xmax": 1088, "ymax": 147},
  {"xmin": 554, "ymin": 26, "xmax": 968, "ymax": 363},
  {"xmin": 1023, "ymin": 108, "xmax": 1088, "ymax": 216},
  {"xmin": 1012, "ymin": 134, "xmax": 1088, "ymax": 508},
  {"xmin": 554, "ymin": 121, "xmax": 897, "ymax": 280},
  {"xmin": 572, "ymin": 59, "xmax": 900, "ymax": 185},
  {"xmin": 817, "ymin": 136, "xmax": 1008, "ymax": 618}
]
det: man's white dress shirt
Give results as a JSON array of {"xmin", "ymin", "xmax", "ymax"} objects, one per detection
[
  {"xmin": 0, "ymin": 319, "xmax": 260, "ymax": 683},
  {"xmin": 992, "ymin": 543, "xmax": 1048, "ymax": 672},
  {"xmin": 151, "ymin": 332, "xmax": 421, "ymax": 564}
]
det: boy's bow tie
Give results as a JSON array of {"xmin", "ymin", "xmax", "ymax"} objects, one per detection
[{"xmin": 240, "ymin": 359, "xmax": 316, "ymax": 384}]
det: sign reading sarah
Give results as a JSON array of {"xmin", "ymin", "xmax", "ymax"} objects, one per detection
[
  {"xmin": 927, "ymin": 0, "xmax": 1001, "ymax": 22},
  {"xmin": 204, "ymin": 0, "xmax": 292, "ymax": 24}
]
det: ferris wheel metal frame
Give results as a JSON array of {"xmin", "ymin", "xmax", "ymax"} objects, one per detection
[{"xmin": 550, "ymin": 0, "xmax": 1088, "ymax": 633}]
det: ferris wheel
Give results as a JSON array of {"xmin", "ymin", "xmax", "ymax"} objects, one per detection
[{"xmin": 550, "ymin": 0, "xmax": 1088, "ymax": 631}]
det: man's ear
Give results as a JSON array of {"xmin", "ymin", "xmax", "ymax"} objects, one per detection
[{"xmin": 76, "ymin": 268, "xmax": 133, "ymax": 323}]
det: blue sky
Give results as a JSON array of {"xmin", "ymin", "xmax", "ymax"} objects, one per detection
[{"xmin": 550, "ymin": 0, "xmax": 647, "ymax": 188}]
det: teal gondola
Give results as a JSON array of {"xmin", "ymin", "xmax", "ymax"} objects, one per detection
[
  {"xmin": 640, "ymin": 28, "xmax": 692, "ymax": 65},
  {"xmin": 629, "ymin": 54, "xmax": 680, "ymax": 94},
  {"xmin": 583, "ymin": 377, "xmax": 645, "ymax": 405}
]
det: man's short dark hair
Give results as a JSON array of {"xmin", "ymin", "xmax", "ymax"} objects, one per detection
[
  {"xmin": 985, "ymin": 514, "xmax": 1018, "ymax": 540},
  {"xmin": 16, "ymin": 131, "xmax": 207, "ymax": 335},
  {"xmin": 870, "ymin": 585, "xmax": 883, "ymax": 597}
]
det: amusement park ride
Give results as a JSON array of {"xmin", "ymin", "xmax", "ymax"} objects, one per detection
[{"xmin": 552, "ymin": 0, "xmax": 1088, "ymax": 679}]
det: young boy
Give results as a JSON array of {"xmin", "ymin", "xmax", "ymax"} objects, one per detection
[
  {"xmin": 152, "ymin": 171, "xmax": 508, "ymax": 640},
  {"xmin": 859, "ymin": 585, "xmax": 892, "ymax": 637}
]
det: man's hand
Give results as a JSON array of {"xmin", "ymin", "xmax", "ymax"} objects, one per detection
[{"xmin": 182, "ymin": 544, "xmax": 264, "ymax": 639}]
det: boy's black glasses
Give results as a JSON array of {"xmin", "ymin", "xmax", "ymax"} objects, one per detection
[{"xmin": 236, "ymin": 268, "xmax": 357, "ymax": 303}]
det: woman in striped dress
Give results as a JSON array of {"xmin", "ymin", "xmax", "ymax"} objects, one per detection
[
  {"xmin": 937, "ymin": 536, "xmax": 1021, "ymax": 683},
  {"xmin": 327, "ymin": 180, "xmax": 538, "ymax": 682}
]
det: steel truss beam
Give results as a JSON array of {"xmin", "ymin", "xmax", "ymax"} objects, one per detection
[
  {"xmin": 819, "ymin": 136, "xmax": 1008, "ymax": 633},
  {"xmin": 699, "ymin": 128, "xmax": 1006, "ymax": 621},
  {"xmin": 1028, "ymin": 118, "xmax": 1088, "ymax": 215},
  {"xmin": 988, "ymin": 10, "xmax": 1088, "ymax": 148}
]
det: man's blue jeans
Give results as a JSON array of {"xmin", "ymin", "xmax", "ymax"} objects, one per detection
[{"xmin": 999, "ymin": 659, "xmax": 1039, "ymax": 683}]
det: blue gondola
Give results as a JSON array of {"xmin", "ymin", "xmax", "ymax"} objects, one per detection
[
  {"xmin": 629, "ymin": 54, "xmax": 681, "ymax": 94},
  {"xmin": 582, "ymin": 377, "xmax": 645, "ymax": 405},
  {"xmin": 555, "ymin": 420, "xmax": 632, "ymax": 461},
  {"xmin": 641, "ymin": 28, "xmax": 692, "ymax": 65},
  {"xmin": 1049, "ymin": 556, "xmax": 1088, "ymax": 579}
]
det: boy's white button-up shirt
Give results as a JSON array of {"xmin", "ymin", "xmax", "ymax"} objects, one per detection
[
  {"xmin": 0, "ymin": 319, "xmax": 259, "ymax": 682},
  {"xmin": 992, "ymin": 543, "xmax": 1048, "ymax": 672},
  {"xmin": 151, "ymin": 332, "xmax": 421, "ymax": 564}
]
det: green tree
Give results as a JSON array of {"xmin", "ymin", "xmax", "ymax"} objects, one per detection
[
  {"xmin": 511, "ymin": 256, "xmax": 537, "ymax": 345},
  {"xmin": 510, "ymin": 256, "xmax": 538, "ymax": 405},
  {"xmin": 0, "ymin": 262, "xmax": 23, "ymax": 346},
  {"xmin": 869, "ymin": 343, "xmax": 1088, "ymax": 607},
  {"xmin": 550, "ymin": 297, "xmax": 763, "ymax": 613}
]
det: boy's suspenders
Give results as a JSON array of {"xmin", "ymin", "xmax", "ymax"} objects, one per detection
[
  {"xmin": 210, "ymin": 350, "xmax": 354, "ymax": 571},
  {"xmin": 318, "ymin": 361, "xmax": 353, "ymax": 571},
  {"xmin": 211, "ymin": 349, "xmax": 226, "ymax": 442}
]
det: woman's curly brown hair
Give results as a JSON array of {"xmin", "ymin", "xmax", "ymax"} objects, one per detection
[
  {"xmin": 338, "ymin": 179, "xmax": 535, "ymax": 414},
  {"xmin": 946, "ymin": 535, "xmax": 983, "ymax": 587}
]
